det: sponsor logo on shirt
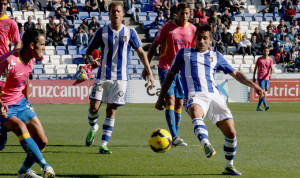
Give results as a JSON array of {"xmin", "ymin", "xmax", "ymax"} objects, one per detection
[
  {"xmin": 121, "ymin": 35, "xmax": 127, "ymax": 42},
  {"xmin": 4, "ymin": 24, "xmax": 8, "ymax": 29}
]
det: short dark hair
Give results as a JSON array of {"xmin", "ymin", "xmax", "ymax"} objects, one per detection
[
  {"xmin": 176, "ymin": 2, "xmax": 189, "ymax": 12},
  {"xmin": 195, "ymin": 24, "xmax": 212, "ymax": 36},
  {"xmin": 22, "ymin": 29, "xmax": 45, "ymax": 49},
  {"xmin": 109, "ymin": 1, "xmax": 124, "ymax": 12}
]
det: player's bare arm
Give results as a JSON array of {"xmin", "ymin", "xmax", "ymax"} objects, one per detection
[
  {"xmin": 142, "ymin": 39, "xmax": 160, "ymax": 79},
  {"xmin": 155, "ymin": 71, "xmax": 176, "ymax": 110},
  {"xmin": 0, "ymin": 100, "xmax": 8, "ymax": 118},
  {"xmin": 230, "ymin": 70, "xmax": 265, "ymax": 98},
  {"xmin": 136, "ymin": 47, "xmax": 155, "ymax": 89},
  {"xmin": 86, "ymin": 46, "xmax": 100, "ymax": 68},
  {"xmin": 14, "ymin": 42, "xmax": 22, "ymax": 50},
  {"xmin": 252, "ymin": 65, "xmax": 258, "ymax": 83}
]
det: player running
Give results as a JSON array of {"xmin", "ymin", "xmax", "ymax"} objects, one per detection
[
  {"xmin": 155, "ymin": 24, "xmax": 265, "ymax": 176},
  {"xmin": 85, "ymin": 2, "xmax": 154, "ymax": 154},
  {"xmin": 0, "ymin": 29, "xmax": 55, "ymax": 178},
  {"xmin": 253, "ymin": 48, "xmax": 273, "ymax": 111},
  {"xmin": 142, "ymin": 2, "xmax": 196, "ymax": 147}
]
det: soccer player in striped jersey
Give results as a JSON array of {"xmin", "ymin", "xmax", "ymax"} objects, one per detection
[
  {"xmin": 85, "ymin": 2, "xmax": 154, "ymax": 154},
  {"xmin": 253, "ymin": 48, "xmax": 273, "ymax": 111},
  {"xmin": 155, "ymin": 24, "xmax": 265, "ymax": 176},
  {"xmin": 143, "ymin": 2, "xmax": 196, "ymax": 147},
  {"xmin": 0, "ymin": 29, "xmax": 55, "ymax": 178}
]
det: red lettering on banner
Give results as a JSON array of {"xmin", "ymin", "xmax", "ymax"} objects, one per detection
[
  {"xmin": 250, "ymin": 79, "xmax": 300, "ymax": 102},
  {"xmin": 29, "ymin": 80, "xmax": 94, "ymax": 104}
]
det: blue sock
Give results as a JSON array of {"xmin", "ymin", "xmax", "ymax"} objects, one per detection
[
  {"xmin": 257, "ymin": 98, "xmax": 263, "ymax": 108},
  {"xmin": 262, "ymin": 97, "xmax": 267, "ymax": 107},
  {"xmin": 175, "ymin": 109, "xmax": 182, "ymax": 134},
  {"xmin": 224, "ymin": 137, "xmax": 237, "ymax": 167},
  {"xmin": 18, "ymin": 133, "xmax": 50, "ymax": 170},
  {"xmin": 165, "ymin": 106, "xmax": 177, "ymax": 138},
  {"xmin": 19, "ymin": 156, "xmax": 35, "ymax": 174},
  {"xmin": 101, "ymin": 118, "xmax": 115, "ymax": 146},
  {"xmin": 192, "ymin": 118, "xmax": 210, "ymax": 147}
]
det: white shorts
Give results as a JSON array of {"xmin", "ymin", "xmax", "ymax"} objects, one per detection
[
  {"xmin": 185, "ymin": 92, "xmax": 233, "ymax": 124},
  {"xmin": 89, "ymin": 80, "xmax": 127, "ymax": 105}
]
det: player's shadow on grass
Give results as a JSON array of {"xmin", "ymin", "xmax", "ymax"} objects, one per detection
[{"xmin": 55, "ymin": 173, "xmax": 223, "ymax": 177}]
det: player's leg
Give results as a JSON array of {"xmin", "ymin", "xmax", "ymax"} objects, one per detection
[
  {"xmin": 216, "ymin": 119, "xmax": 241, "ymax": 176},
  {"xmin": 256, "ymin": 79, "xmax": 265, "ymax": 111},
  {"xmin": 263, "ymin": 80, "xmax": 270, "ymax": 111},
  {"xmin": 4, "ymin": 116, "xmax": 55, "ymax": 177},
  {"xmin": 188, "ymin": 104, "xmax": 215, "ymax": 158}
]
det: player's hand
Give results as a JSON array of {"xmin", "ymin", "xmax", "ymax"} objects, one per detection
[
  {"xmin": 155, "ymin": 96, "xmax": 165, "ymax": 110},
  {"xmin": 142, "ymin": 69, "xmax": 148, "ymax": 81},
  {"xmin": 147, "ymin": 74, "xmax": 155, "ymax": 90},
  {"xmin": 90, "ymin": 60, "xmax": 100, "ymax": 68},
  {"xmin": 254, "ymin": 85, "xmax": 265, "ymax": 99},
  {"xmin": 0, "ymin": 101, "xmax": 8, "ymax": 118},
  {"xmin": 269, "ymin": 75, "xmax": 272, "ymax": 80},
  {"xmin": 253, "ymin": 78, "xmax": 256, "ymax": 83}
]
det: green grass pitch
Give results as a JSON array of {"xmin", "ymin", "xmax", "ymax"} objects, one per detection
[{"xmin": 1, "ymin": 103, "xmax": 300, "ymax": 177}]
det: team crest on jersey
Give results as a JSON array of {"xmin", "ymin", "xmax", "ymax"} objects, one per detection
[
  {"xmin": 118, "ymin": 91, "xmax": 124, "ymax": 97},
  {"xmin": 5, "ymin": 24, "xmax": 9, "ymax": 29},
  {"xmin": 121, "ymin": 35, "xmax": 127, "ymax": 42},
  {"xmin": 188, "ymin": 30, "xmax": 191, "ymax": 36},
  {"xmin": 207, "ymin": 56, "xmax": 213, "ymax": 62}
]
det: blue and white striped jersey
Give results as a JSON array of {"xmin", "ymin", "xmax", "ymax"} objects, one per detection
[
  {"xmin": 89, "ymin": 24, "xmax": 142, "ymax": 80},
  {"xmin": 171, "ymin": 49, "xmax": 235, "ymax": 97}
]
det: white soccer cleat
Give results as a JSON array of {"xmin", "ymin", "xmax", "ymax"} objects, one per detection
[
  {"xmin": 172, "ymin": 136, "xmax": 188, "ymax": 147},
  {"xmin": 18, "ymin": 170, "xmax": 42, "ymax": 178},
  {"xmin": 41, "ymin": 166, "xmax": 55, "ymax": 178}
]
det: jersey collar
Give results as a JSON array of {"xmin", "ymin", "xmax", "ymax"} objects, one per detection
[
  {"xmin": 172, "ymin": 20, "xmax": 189, "ymax": 27},
  {"xmin": 0, "ymin": 14, "xmax": 10, "ymax": 20}
]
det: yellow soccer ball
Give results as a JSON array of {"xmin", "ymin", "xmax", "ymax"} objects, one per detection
[{"xmin": 148, "ymin": 129, "xmax": 172, "ymax": 153}]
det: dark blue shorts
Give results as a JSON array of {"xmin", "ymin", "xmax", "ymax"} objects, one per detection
[
  {"xmin": 0, "ymin": 97, "xmax": 37, "ymax": 124},
  {"xmin": 158, "ymin": 68, "xmax": 184, "ymax": 98},
  {"xmin": 258, "ymin": 79, "xmax": 269, "ymax": 91}
]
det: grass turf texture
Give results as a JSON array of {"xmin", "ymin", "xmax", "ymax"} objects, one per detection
[{"xmin": 0, "ymin": 103, "xmax": 300, "ymax": 177}]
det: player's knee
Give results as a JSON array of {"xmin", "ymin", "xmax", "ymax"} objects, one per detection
[
  {"xmin": 39, "ymin": 137, "xmax": 48, "ymax": 151},
  {"xmin": 89, "ymin": 107, "xmax": 98, "ymax": 114},
  {"xmin": 226, "ymin": 129, "xmax": 236, "ymax": 139}
]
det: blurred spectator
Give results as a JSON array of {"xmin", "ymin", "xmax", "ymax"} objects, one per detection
[
  {"xmin": 189, "ymin": 9, "xmax": 196, "ymax": 24},
  {"xmin": 292, "ymin": 20, "xmax": 300, "ymax": 33},
  {"xmin": 68, "ymin": 1, "xmax": 80, "ymax": 23},
  {"xmin": 122, "ymin": 20, "xmax": 126, "ymax": 25},
  {"xmin": 229, "ymin": 0, "xmax": 244, "ymax": 14},
  {"xmin": 153, "ymin": 0, "xmax": 163, "ymax": 12},
  {"xmin": 35, "ymin": 17, "xmax": 46, "ymax": 33},
  {"xmin": 170, "ymin": 1, "xmax": 178, "ymax": 20},
  {"xmin": 80, "ymin": 18, "xmax": 89, "ymax": 33},
  {"xmin": 20, "ymin": 0, "xmax": 37, "ymax": 12},
  {"xmin": 252, "ymin": 27, "xmax": 264, "ymax": 43},
  {"xmin": 221, "ymin": 9, "xmax": 232, "ymax": 29},
  {"xmin": 285, "ymin": 4, "xmax": 296, "ymax": 24},
  {"xmin": 265, "ymin": 26, "xmax": 275, "ymax": 41},
  {"xmin": 219, "ymin": 0, "xmax": 231, "ymax": 13},
  {"xmin": 203, "ymin": 1, "xmax": 212, "ymax": 17},
  {"xmin": 19, "ymin": 26, "xmax": 25, "ymax": 39},
  {"xmin": 75, "ymin": 66, "xmax": 88, "ymax": 81},
  {"xmin": 233, "ymin": 26, "xmax": 242, "ymax": 48},
  {"xmin": 52, "ymin": 25, "xmax": 65, "ymax": 46},
  {"xmin": 46, "ymin": 16, "xmax": 56, "ymax": 38},
  {"xmin": 216, "ymin": 18, "xmax": 225, "ymax": 33},
  {"xmin": 14, "ymin": 17, "xmax": 22, "ymax": 31},
  {"xmin": 194, "ymin": 5, "xmax": 202, "ymax": 19},
  {"xmin": 47, "ymin": 0, "xmax": 61, "ymax": 11},
  {"xmin": 88, "ymin": 28, "xmax": 95, "ymax": 43},
  {"xmin": 155, "ymin": 11, "xmax": 165, "ymax": 28},
  {"xmin": 261, "ymin": 36, "xmax": 274, "ymax": 55},
  {"xmin": 288, "ymin": 27, "xmax": 296, "ymax": 41},
  {"xmin": 269, "ymin": 0, "xmax": 279, "ymax": 13},
  {"xmin": 280, "ymin": 0, "xmax": 293, "ymax": 14},
  {"xmin": 238, "ymin": 35, "xmax": 251, "ymax": 55},
  {"xmin": 280, "ymin": 35, "xmax": 293, "ymax": 51},
  {"xmin": 127, "ymin": 0, "xmax": 139, "ymax": 22},
  {"xmin": 163, "ymin": 0, "xmax": 171, "ymax": 12},
  {"xmin": 208, "ymin": 10, "xmax": 219, "ymax": 25},
  {"xmin": 294, "ymin": 0, "xmax": 300, "ymax": 12},
  {"xmin": 56, "ymin": 1, "xmax": 70, "ymax": 26},
  {"xmin": 251, "ymin": 35, "xmax": 263, "ymax": 57},
  {"xmin": 164, "ymin": 9, "xmax": 172, "ymax": 22},
  {"xmin": 290, "ymin": 46, "xmax": 298, "ymax": 60},
  {"xmin": 89, "ymin": 16, "xmax": 100, "ymax": 31},
  {"xmin": 294, "ymin": 52, "xmax": 300, "ymax": 71},
  {"xmin": 36, "ymin": 0, "xmax": 48, "ymax": 12},
  {"xmin": 293, "ymin": 34, "xmax": 300, "ymax": 49},
  {"xmin": 212, "ymin": 25, "xmax": 224, "ymax": 53},
  {"xmin": 275, "ymin": 28, "xmax": 287, "ymax": 47},
  {"xmin": 73, "ymin": 26, "xmax": 88, "ymax": 46},
  {"xmin": 85, "ymin": 0, "xmax": 100, "ymax": 13},
  {"xmin": 259, "ymin": 0, "xmax": 269, "ymax": 14},
  {"xmin": 221, "ymin": 27, "xmax": 233, "ymax": 54},
  {"xmin": 275, "ymin": 46, "xmax": 290, "ymax": 63},
  {"xmin": 267, "ymin": 20, "xmax": 278, "ymax": 33},
  {"xmin": 277, "ymin": 19, "xmax": 289, "ymax": 33},
  {"xmin": 98, "ymin": 0, "xmax": 107, "ymax": 12},
  {"xmin": 57, "ymin": 17, "xmax": 69, "ymax": 37},
  {"xmin": 24, "ymin": 16, "xmax": 35, "ymax": 31},
  {"xmin": 199, "ymin": 10, "xmax": 208, "ymax": 24}
]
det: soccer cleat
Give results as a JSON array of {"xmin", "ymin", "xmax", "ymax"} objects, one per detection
[
  {"xmin": 18, "ymin": 170, "xmax": 42, "ymax": 178},
  {"xmin": 204, "ymin": 143, "xmax": 216, "ymax": 158},
  {"xmin": 172, "ymin": 136, "xmax": 187, "ymax": 147},
  {"xmin": 86, "ymin": 124, "xmax": 99, "ymax": 146},
  {"xmin": 256, "ymin": 107, "xmax": 264, "ymax": 111},
  {"xmin": 265, "ymin": 106, "xmax": 270, "ymax": 111},
  {"xmin": 223, "ymin": 166, "xmax": 242, "ymax": 176},
  {"xmin": 42, "ymin": 166, "xmax": 55, "ymax": 178},
  {"xmin": 0, "ymin": 123, "xmax": 7, "ymax": 151},
  {"xmin": 98, "ymin": 145, "xmax": 112, "ymax": 154}
]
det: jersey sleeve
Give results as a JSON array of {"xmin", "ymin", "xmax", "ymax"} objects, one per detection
[
  {"xmin": 88, "ymin": 28, "xmax": 103, "ymax": 50},
  {"xmin": 170, "ymin": 48, "xmax": 185, "ymax": 73},
  {"xmin": 9, "ymin": 21, "xmax": 21, "ymax": 43},
  {"xmin": 129, "ymin": 28, "xmax": 142, "ymax": 49},
  {"xmin": 215, "ymin": 52, "xmax": 235, "ymax": 74},
  {"xmin": 155, "ymin": 23, "xmax": 169, "ymax": 43},
  {"xmin": 0, "ymin": 58, "xmax": 9, "ymax": 83}
]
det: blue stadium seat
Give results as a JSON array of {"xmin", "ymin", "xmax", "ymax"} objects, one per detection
[
  {"xmin": 142, "ymin": 0, "xmax": 148, "ymax": 3},
  {"xmin": 136, "ymin": 64, "xmax": 144, "ymax": 73},
  {"xmin": 90, "ymin": 12, "xmax": 99, "ymax": 18},
  {"xmin": 143, "ymin": 20, "xmax": 153, "ymax": 29},
  {"xmin": 101, "ymin": 15, "xmax": 110, "ymax": 21},
  {"xmin": 33, "ymin": 68, "xmax": 43, "ymax": 74},
  {"xmin": 149, "ymin": 29, "xmax": 158, "ymax": 41},
  {"xmin": 68, "ymin": 45, "xmax": 77, "ymax": 50},
  {"xmin": 56, "ymin": 49, "xmax": 66, "ymax": 55},
  {"xmin": 130, "ymin": 56, "xmax": 140, "ymax": 65},
  {"xmin": 264, "ymin": 13, "xmax": 274, "ymax": 21},
  {"xmin": 56, "ymin": 46, "xmax": 66, "ymax": 50},
  {"xmin": 254, "ymin": 13, "xmax": 264, "ymax": 22},
  {"xmin": 100, "ymin": 12, "xmax": 109, "ymax": 16},
  {"xmin": 130, "ymin": 74, "xmax": 142, "ymax": 80},
  {"xmin": 243, "ymin": 13, "xmax": 253, "ymax": 21},
  {"xmin": 58, "ymin": 75, "xmax": 73, "ymax": 80},
  {"xmin": 68, "ymin": 49, "xmax": 78, "ymax": 55},
  {"xmin": 137, "ymin": 12, "xmax": 147, "ymax": 23},
  {"xmin": 233, "ymin": 14, "xmax": 243, "ymax": 21},
  {"xmin": 49, "ymin": 75, "xmax": 57, "ymax": 80},
  {"xmin": 74, "ymin": 20, "xmax": 83, "ymax": 24},
  {"xmin": 128, "ymin": 64, "xmax": 136, "ymax": 73},
  {"xmin": 39, "ymin": 75, "xmax": 50, "ymax": 80},
  {"xmin": 32, "ymin": 75, "xmax": 39, "ymax": 80},
  {"xmin": 73, "ymin": 55, "xmax": 84, "ymax": 64},
  {"xmin": 74, "ymin": 24, "xmax": 80, "ymax": 29},
  {"xmin": 105, "ymin": 20, "xmax": 111, "ymax": 25},
  {"xmin": 97, "ymin": 20, "xmax": 106, "ymax": 26},
  {"xmin": 133, "ymin": 4, "xmax": 142, "ymax": 9},
  {"xmin": 79, "ymin": 12, "xmax": 89, "ymax": 19}
]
